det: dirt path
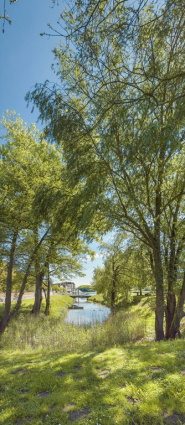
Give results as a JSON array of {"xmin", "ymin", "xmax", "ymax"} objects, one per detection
[{"xmin": 0, "ymin": 292, "xmax": 56, "ymax": 303}]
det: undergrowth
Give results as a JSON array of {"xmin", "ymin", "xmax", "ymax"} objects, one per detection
[{"xmin": 0, "ymin": 309, "xmax": 147, "ymax": 352}]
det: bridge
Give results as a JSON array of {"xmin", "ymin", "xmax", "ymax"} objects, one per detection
[{"xmin": 68, "ymin": 291, "xmax": 96, "ymax": 299}]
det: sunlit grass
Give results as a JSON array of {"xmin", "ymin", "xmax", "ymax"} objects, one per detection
[
  {"xmin": 0, "ymin": 294, "xmax": 74, "ymax": 320},
  {"xmin": 0, "ymin": 296, "xmax": 185, "ymax": 424},
  {"xmin": 0, "ymin": 341, "xmax": 185, "ymax": 425},
  {"xmin": 88, "ymin": 294, "xmax": 104, "ymax": 303}
]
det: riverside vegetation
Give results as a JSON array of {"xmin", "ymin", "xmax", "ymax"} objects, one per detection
[{"xmin": 0, "ymin": 294, "xmax": 185, "ymax": 425}]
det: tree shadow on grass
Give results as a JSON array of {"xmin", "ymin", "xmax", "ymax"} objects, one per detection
[{"xmin": 0, "ymin": 342, "xmax": 185, "ymax": 424}]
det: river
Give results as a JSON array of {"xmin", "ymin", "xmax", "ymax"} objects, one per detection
[{"xmin": 65, "ymin": 295, "xmax": 110, "ymax": 325}]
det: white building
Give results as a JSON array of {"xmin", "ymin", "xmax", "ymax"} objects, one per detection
[{"xmin": 62, "ymin": 282, "xmax": 75, "ymax": 292}]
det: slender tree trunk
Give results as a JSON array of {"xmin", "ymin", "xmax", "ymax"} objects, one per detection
[
  {"xmin": 45, "ymin": 264, "xmax": 50, "ymax": 316},
  {"xmin": 0, "ymin": 231, "xmax": 18, "ymax": 335},
  {"xmin": 153, "ymin": 247, "xmax": 164, "ymax": 341},
  {"xmin": 169, "ymin": 272, "xmax": 185, "ymax": 338},
  {"xmin": 32, "ymin": 229, "xmax": 43, "ymax": 316},
  {"xmin": 165, "ymin": 222, "xmax": 177, "ymax": 338},
  {"xmin": 111, "ymin": 260, "xmax": 116, "ymax": 314},
  {"xmin": 165, "ymin": 290, "xmax": 176, "ymax": 339},
  {"xmin": 43, "ymin": 288, "xmax": 47, "ymax": 303},
  {"xmin": 153, "ymin": 186, "xmax": 164, "ymax": 341},
  {"xmin": 165, "ymin": 261, "xmax": 176, "ymax": 339},
  {"xmin": 32, "ymin": 272, "xmax": 43, "ymax": 315},
  {"xmin": 9, "ymin": 262, "xmax": 32, "ymax": 321}
]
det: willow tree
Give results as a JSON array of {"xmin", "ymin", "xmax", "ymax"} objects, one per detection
[{"xmin": 27, "ymin": 0, "xmax": 185, "ymax": 340}]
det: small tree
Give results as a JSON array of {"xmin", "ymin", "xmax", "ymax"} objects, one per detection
[{"xmin": 93, "ymin": 236, "xmax": 132, "ymax": 312}]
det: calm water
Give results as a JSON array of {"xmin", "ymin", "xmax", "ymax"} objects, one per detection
[{"xmin": 65, "ymin": 296, "xmax": 110, "ymax": 325}]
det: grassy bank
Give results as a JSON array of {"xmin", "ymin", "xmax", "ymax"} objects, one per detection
[
  {"xmin": 88, "ymin": 293, "xmax": 151, "ymax": 308},
  {"xmin": 88, "ymin": 294, "xmax": 104, "ymax": 304},
  {"xmin": 88, "ymin": 295, "xmax": 155, "ymax": 336},
  {"xmin": 0, "ymin": 305, "xmax": 147, "ymax": 353},
  {"xmin": 0, "ymin": 294, "xmax": 74, "ymax": 320}
]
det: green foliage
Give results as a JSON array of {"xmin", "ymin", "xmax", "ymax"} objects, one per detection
[
  {"xmin": 0, "ymin": 112, "xmax": 96, "ymax": 328},
  {"xmin": 0, "ymin": 262, "xmax": 35, "ymax": 293},
  {"xmin": 126, "ymin": 242, "xmax": 155, "ymax": 294},
  {"xmin": 93, "ymin": 236, "xmax": 133, "ymax": 308},
  {"xmin": 52, "ymin": 284, "xmax": 61, "ymax": 292},
  {"xmin": 0, "ymin": 262, "xmax": 7, "ymax": 292},
  {"xmin": 77, "ymin": 285, "xmax": 94, "ymax": 292},
  {"xmin": 88, "ymin": 294, "xmax": 104, "ymax": 304},
  {"xmin": 0, "ymin": 111, "xmax": 64, "ymax": 266},
  {"xmin": 0, "ymin": 111, "xmax": 66, "ymax": 325}
]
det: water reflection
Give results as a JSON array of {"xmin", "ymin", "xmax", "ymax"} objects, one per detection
[{"xmin": 65, "ymin": 297, "xmax": 110, "ymax": 325}]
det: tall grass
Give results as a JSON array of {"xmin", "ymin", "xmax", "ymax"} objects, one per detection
[{"xmin": 0, "ymin": 309, "xmax": 146, "ymax": 352}]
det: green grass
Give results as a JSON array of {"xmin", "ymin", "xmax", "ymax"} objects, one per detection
[
  {"xmin": 88, "ymin": 294, "xmax": 104, "ymax": 304},
  {"xmin": 1, "ymin": 341, "xmax": 185, "ymax": 425},
  {"xmin": 88, "ymin": 293, "xmax": 151, "ymax": 309},
  {"xmin": 1, "ymin": 296, "xmax": 185, "ymax": 424},
  {"xmin": 0, "ymin": 294, "xmax": 74, "ymax": 320}
]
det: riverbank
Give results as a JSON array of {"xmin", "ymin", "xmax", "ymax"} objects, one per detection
[
  {"xmin": 88, "ymin": 294, "xmax": 105, "ymax": 304},
  {"xmin": 88, "ymin": 294, "xmax": 155, "ymax": 327},
  {"xmin": 88, "ymin": 293, "xmax": 150, "ymax": 308},
  {"xmin": 0, "ymin": 295, "xmax": 156, "ymax": 352},
  {"xmin": 0, "ymin": 302, "xmax": 148, "ymax": 352},
  {"xmin": 0, "ymin": 294, "xmax": 74, "ymax": 319}
]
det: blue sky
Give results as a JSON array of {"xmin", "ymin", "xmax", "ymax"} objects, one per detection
[
  {"xmin": 0, "ymin": 0, "xmax": 60, "ymax": 128},
  {"xmin": 0, "ymin": 0, "xmax": 112, "ymax": 287}
]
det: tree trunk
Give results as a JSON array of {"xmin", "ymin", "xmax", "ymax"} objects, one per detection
[
  {"xmin": 169, "ymin": 271, "xmax": 185, "ymax": 338},
  {"xmin": 153, "ymin": 247, "xmax": 164, "ymax": 341},
  {"xmin": 0, "ymin": 229, "xmax": 49, "ymax": 335},
  {"xmin": 0, "ymin": 231, "xmax": 17, "ymax": 336},
  {"xmin": 45, "ymin": 268, "xmax": 50, "ymax": 316},
  {"xmin": 111, "ymin": 260, "xmax": 116, "ymax": 314},
  {"xmin": 32, "ymin": 229, "xmax": 43, "ymax": 316},
  {"xmin": 32, "ymin": 272, "xmax": 43, "ymax": 315},
  {"xmin": 165, "ymin": 222, "xmax": 177, "ymax": 339},
  {"xmin": 9, "ymin": 229, "xmax": 49, "ymax": 323},
  {"xmin": 153, "ymin": 186, "xmax": 164, "ymax": 341},
  {"xmin": 165, "ymin": 291, "xmax": 176, "ymax": 339},
  {"xmin": 9, "ymin": 263, "xmax": 32, "ymax": 321}
]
